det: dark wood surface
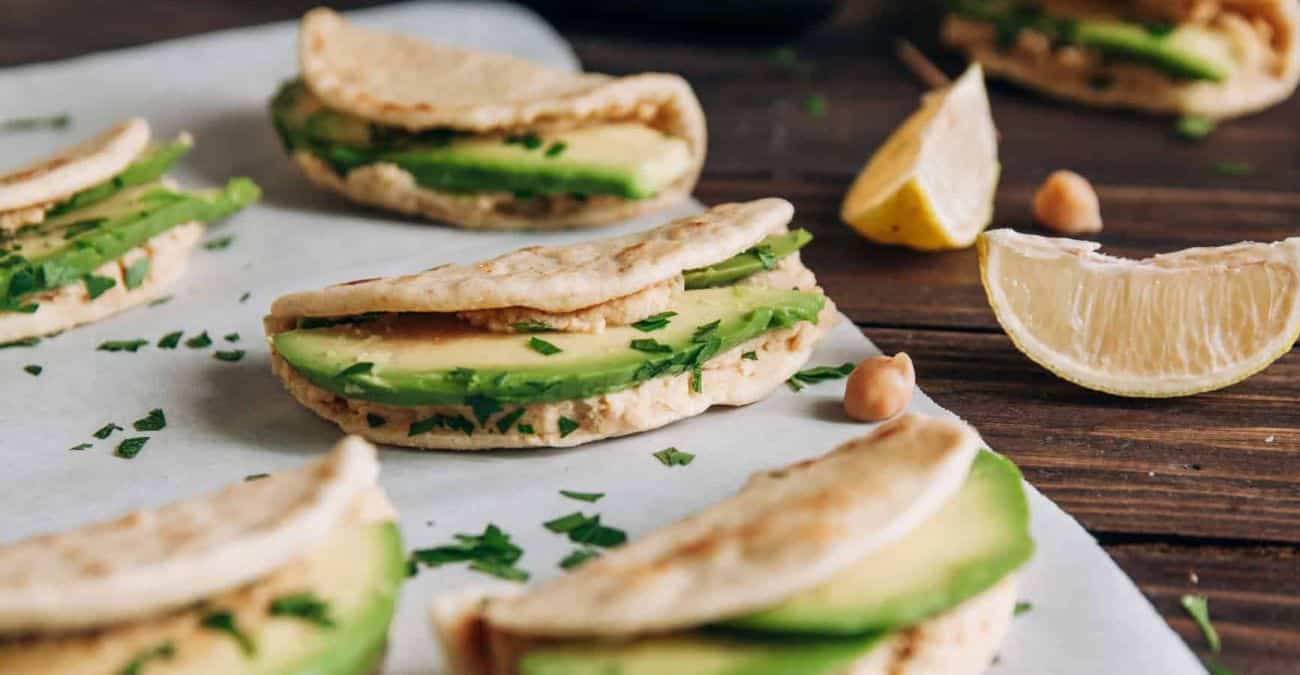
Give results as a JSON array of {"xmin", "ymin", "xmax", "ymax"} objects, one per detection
[{"xmin": 4, "ymin": 1, "xmax": 1297, "ymax": 672}]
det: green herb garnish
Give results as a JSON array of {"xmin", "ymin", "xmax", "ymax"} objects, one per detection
[
  {"xmin": 528, "ymin": 336, "xmax": 563, "ymax": 356},
  {"xmin": 214, "ymin": 349, "xmax": 245, "ymax": 362},
  {"xmin": 804, "ymin": 94, "xmax": 826, "ymax": 119},
  {"xmin": 124, "ymin": 259, "xmax": 150, "ymax": 290},
  {"xmin": 115, "ymin": 436, "xmax": 149, "ymax": 459},
  {"xmin": 467, "ymin": 394, "xmax": 502, "ymax": 426},
  {"xmin": 1214, "ymin": 161, "xmax": 1252, "ymax": 176},
  {"xmin": 149, "ymin": 295, "xmax": 173, "ymax": 307},
  {"xmin": 1014, "ymin": 601, "xmax": 1033, "ymax": 616},
  {"xmin": 202, "ymin": 235, "xmax": 235, "ymax": 251},
  {"xmin": 631, "ymin": 311, "xmax": 677, "ymax": 332},
  {"xmin": 495, "ymin": 408, "xmax": 526, "ymax": 433},
  {"xmin": 200, "ymin": 610, "xmax": 256, "ymax": 656},
  {"xmin": 788, "ymin": 362, "xmax": 855, "ymax": 391},
  {"xmin": 558, "ymin": 416, "xmax": 579, "ymax": 437},
  {"xmin": 1176, "ymin": 116, "xmax": 1215, "ymax": 140},
  {"xmin": 0, "ymin": 336, "xmax": 40, "ymax": 348},
  {"xmin": 244, "ymin": 473, "xmax": 270, "ymax": 481},
  {"xmin": 83, "ymin": 275, "xmax": 117, "ymax": 299},
  {"xmin": 93, "ymin": 422, "xmax": 123, "ymax": 439},
  {"xmin": 410, "ymin": 523, "xmax": 529, "ymax": 581},
  {"xmin": 2, "ymin": 114, "xmax": 71, "ymax": 133},
  {"xmin": 505, "ymin": 133, "xmax": 544, "ymax": 150},
  {"xmin": 559, "ymin": 548, "xmax": 599, "ymax": 570},
  {"xmin": 69, "ymin": 443, "xmax": 92, "ymax": 451},
  {"xmin": 691, "ymin": 320, "xmax": 721, "ymax": 342},
  {"xmin": 544, "ymin": 141, "xmax": 567, "ymax": 158},
  {"xmin": 742, "ymin": 351, "xmax": 758, "ymax": 361},
  {"xmin": 752, "ymin": 244, "xmax": 778, "ymax": 270},
  {"xmin": 512, "ymin": 321, "xmax": 553, "ymax": 333},
  {"xmin": 366, "ymin": 413, "xmax": 387, "ymax": 428},
  {"xmin": 653, "ymin": 447, "xmax": 695, "ymax": 467},
  {"xmin": 117, "ymin": 640, "xmax": 176, "ymax": 675},
  {"xmin": 224, "ymin": 332, "xmax": 240, "ymax": 342},
  {"xmin": 337, "ymin": 362, "xmax": 374, "ymax": 378},
  {"xmin": 560, "ymin": 489, "xmax": 604, "ymax": 503},
  {"xmin": 1181, "ymin": 595, "xmax": 1221, "ymax": 653},
  {"xmin": 544, "ymin": 512, "xmax": 626, "ymax": 548},
  {"xmin": 690, "ymin": 367, "xmax": 703, "ymax": 392},
  {"xmin": 23, "ymin": 364, "xmax": 41, "ymax": 376},
  {"xmin": 98, "ymin": 339, "xmax": 148, "ymax": 352},
  {"xmin": 185, "ymin": 331, "xmax": 213, "ymax": 348},
  {"xmin": 239, "ymin": 291, "xmax": 251, "ymax": 303},
  {"xmin": 157, "ymin": 331, "xmax": 183, "ymax": 349},
  {"xmin": 630, "ymin": 338, "xmax": 672, "ymax": 354},
  {"xmin": 517, "ymin": 423, "xmax": 536, "ymax": 434},
  {"xmin": 270, "ymin": 592, "xmax": 335, "ymax": 628},
  {"xmin": 133, "ymin": 408, "xmax": 166, "ymax": 432}
]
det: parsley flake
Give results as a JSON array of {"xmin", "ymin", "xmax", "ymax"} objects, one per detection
[
  {"xmin": 269, "ymin": 592, "xmax": 335, "ymax": 628},
  {"xmin": 244, "ymin": 473, "xmax": 270, "ymax": 481},
  {"xmin": 157, "ymin": 331, "xmax": 183, "ymax": 349},
  {"xmin": 560, "ymin": 489, "xmax": 604, "ymax": 503},
  {"xmin": 544, "ymin": 141, "xmax": 567, "ymax": 158},
  {"xmin": 0, "ymin": 336, "xmax": 40, "ymax": 349},
  {"xmin": 202, "ymin": 235, "xmax": 235, "ymax": 251},
  {"xmin": 2, "ymin": 114, "xmax": 71, "ymax": 133},
  {"xmin": 558, "ymin": 416, "xmax": 579, "ymax": 438},
  {"xmin": 185, "ymin": 331, "xmax": 213, "ymax": 348},
  {"xmin": 495, "ymin": 408, "xmax": 526, "ymax": 433},
  {"xmin": 124, "ymin": 258, "xmax": 150, "ymax": 290},
  {"xmin": 512, "ymin": 321, "xmax": 553, "ymax": 333},
  {"xmin": 223, "ymin": 332, "xmax": 240, "ymax": 343},
  {"xmin": 1181, "ymin": 595, "xmax": 1221, "ymax": 653},
  {"xmin": 1176, "ymin": 116, "xmax": 1215, "ymax": 140},
  {"xmin": 1014, "ymin": 601, "xmax": 1033, "ymax": 616},
  {"xmin": 788, "ymin": 362, "xmax": 855, "ymax": 391},
  {"xmin": 630, "ymin": 338, "xmax": 672, "ymax": 354},
  {"xmin": 528, "ymin": 336, "xmax": 562, "ymax": 356},
  {"xmin": 23, "ymin": 364, "xmax": 41, "ymax": 376},
  {"xmin": 559, "ymin": 548, "xmax": 599, "ymax": 570},
  {"xmin": 544, "ymin": 512, "xmax": 627, "ymax": 547},
  {"xmin": 214, "ymin": 349, "xmax": 245, "ymax": 362},
  {"xmin": 517, "ymin": 423, "xmax": 536, "ymax": 434},
  {"xmin": 93, "ymin": 422, "xmax": 123, "ymax": 439},
  {"xmin": 752, "ymin": 243, "xmax": 778, "ymax": 270},
  {"xmin": 69, "ymin": 442, "xmax": 92, "ymax": 451},
  {"xmin": 691, "ymin": 320, "xmax": 722, "ymax": 342},
  {"xmin": 410, "ymin": 523, "xmax": 529, "ymax": 581},
  {"xmin": 149, "ymin": 295, "xmax": 173, "ymax": 307},
  {"xmin": 366, "ymin": 413, "xmax": 387, "ymax": 428},
  {"xmin": 654, "ymin": 447, "xmax": 695, "ymax": 467},
  {"xmin": 690, "ymin": 367, "xmax": 703, "ymax": 393},
  {"xmin": 505, "ymin": 133, "xmax": 544, "ymax": 150},
  {"xmin": 98, "ymin": 339, "xmax": 148, "ymax": 353},
  {"xmin": 200, "ymin": 610, "xmax": 256, "ymax": 656},
  {"xmin": 132, "ymin": 408, "xmax": 166, "ymax": 432},
  {"xmin": 631, "ymin": 311, "xmax": 677, "ymax": 332},
  {"xmin": 116, "ymin": 640, "xmax": 176, "ymax": 675},
  {"xmin": 115, "ymin": 436, "xmax": 149, "ymax": 459},
  {"xmin": 336, "ymin": 362, "xmax": 374, "ymax": 378},
  {"xmin": 467, "ymin": 394, "xmax": 502, "ymax": 426},
  {"xmin": 239, "ymin": 291, "xmax": 251, "ymax": 303},
  {"xmin": 742, "ymin": 351, "xmax": 758, "ymax": 361}
]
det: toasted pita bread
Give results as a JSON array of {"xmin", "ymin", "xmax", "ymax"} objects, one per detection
[
  {"xmin": 943, "ymin": 0, "xmax": 1300, "ymax": 118},
  {"xmin": 481, "ymin": 414, "xmax": 979, "ymax": 636},
  {"xmin": 268, "ymin": 199, "xmax": 795, "ymax": 319},
  {"xmin": 290, "ymin": 8, "xmax": 705, "ymax": 229},
  {"xmin": 0, "ymin": 436, "xmax": 379, "ymax": 633},
  {"xmin": 0, "ymin": 118, "xmax": 150, "ymax": 214},
  {"xmin": 0, "ymin": 222, "xmax": 202, "ymax": 343},
  {"xmin": 268, "ymin": 297, "xmax": 835, "ymax": 451}
]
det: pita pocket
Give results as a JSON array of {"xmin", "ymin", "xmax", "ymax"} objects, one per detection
[
  {"xmin": 0, "ymin": 118, "xmax": 259, "ymax": 342},
  {"xmin": 942, "ymin": 0, "xmax": 1300, "ymax": 119},
  {"xmin": 265, "ymin": 198, "xmax": 833, "ymax": 450},
  {"xmin": 431, "ymin": 414, "xmax": 1035, "ymax": 675},
  {"xmin": 270, "ymin": 8, "xmax": 705, "ymax": 230},
  {"xmin": 0, "ymin": 436, "xmax": 405, "ymax": 675}
]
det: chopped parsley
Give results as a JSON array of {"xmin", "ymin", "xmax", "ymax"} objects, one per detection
[
  {"xmin": 202, "ymin": 235, "xmax": 235, "ymax": 251},
  {"xmin": 200, "ymin": 610, "xmax": 256, "ymax": 656},
  {"xmin": 1014, "ymin": 601, "xmax": 1033, "ymax": 616},
  {"xmin": 1181, "ymin": 595, "xmax": 1221, "ymax": 653},
  {"xmin": 528, "ymin": 336, "xmax": 562, "ymax": 355},
  {"xmin": 185, "ymin": 331, "xmax": 213, "ymax": 348},
  {"xmin": 467, "ymin": 394, "xmax": 502, "ymax": 426},
  {"xmin": 214, "ymin": 349, "xmax": 245, "ymax": 362},
  {"xmin": 559, "ymin": 548, "xmax": 599, "ymax": 570},
  {"xmin": 1, "ymin": 114, "xmax": 71, "ymax": 133},
  {"xmin": 366, "ymin": 413, "xmax": 387, "ymax": 428},
  {"xmin": 1176, "ymin": 116, "xmax": 1215, "ymax": 140},
  {"xmin": 804, "ymin": 93, "xmax": 827, "ymax": 119},
  {"xmin": 543, "ymin": 512, "xmax": 627, "ymax": 548},
  {"xmin": 23, "ymin": 364, "xmax": 41, "ymax": 376},
  {"xmin": 690, "ymin": 367, "xmax": 703, "ymax": 392},
  {"xmin": 630, "ymin": 338, "xmax": 672, "ymax": 354},
  {"xmin": 544, "ymin": 141, "xmax": 567, "ymax": 158},
  {"xmin": 336, "ymin": 362, "xmax": 374, "ymax": 378},
  {"xmin": 505, "ymin": 133, "xmax": 544, "ymax": 150},
  {"xmin": 149, "ymin": 295, "xmax": 173, "ymax": 307},
  {"xmin": 124, "ymin": 258, "xmax": 150, "ymax": 290},
  {"xmin": 751, "ymin": 244, "xmax": 778, "ymax": 270},
  {"xmin": 410, "ymin": 523, "xmax": 529, "ymax": 581},
  {"xmin": 269, "ymin": 592, "xmax": 335, "ymax": 628},
  {"xmin": 0, "ymin": 336, "xmax": 40, "ymax": 348},
  {"xmin": 512, "ymin": 321, "xmax": 553, "ymax": 333},
  {"xmin": 115, "ymin": 436, "xmax": 149, "ymax": 459},
  {"xmin": 224, "ymin": 332, "xmax": 240, "ymax": 342},
  {"xmin": 98, "ymin": 339, "xmax": 148, "ymax": 353},
  {"xmin": 495, "ymin": 407, "xmax": 526, "ymax": 433},
  {"xmin": 132, "ymin": 408, "xmax": 167, "ymax": 432},
  {"xmin": 1214, "ymin": 161, "xmax": 1253, "ymax": 177},
  {"xmin": 742, "ymin": 351, "xmax": 758, "ymax": 361},
  {"xmin": 244, "ymin": 473, "xmax": 270, "ymax": 481},
  {"xmin": 409, "ymin": 413, "xmax": 475, "ymax": 437},
  {"xmin": 558, "ymin": 416, "xmax": 580, "ymax": 438},
  {"xmin": 117, "ymin": 640, "xmax": 176, "ymax": 675},
  {"xmin": 93, "ymin": 422, "xmax": 123, "ymax": 439},
  {"xmin": 691, "ymin": 320, "xmax": 722, "ymax": 342},
  {"xmin": 157, "ymin": 331, "xmax": 183, "ymax": 349},
  {"xmin": 560, "ymin": 489, "xmax": 605, "ymax": 503},
  {"xmin": 239, "ymin": 291, "xmax": 251, "ymax": 303},
  {"xmin": 653, "ymin": 447, "xmax": 695, "ymax": 467},
  {"xmin": 517, "ymin": 423, "xmax": 536, "ymax": 434},
  {"xmin": 631, "ymin": 311, "xmax": 677, "ymax": 332},
  {"xmin": 69, "ymin": 442, "xmax": 92, "ymax": 451},
  {"xmin": 788, "ymin": 362, "xmax": 855, "ymax": 391}
]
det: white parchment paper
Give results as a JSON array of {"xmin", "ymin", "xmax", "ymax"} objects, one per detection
[{"xmin": 0, "ymin": 3, "xmax": 1203, "ymax": 673}]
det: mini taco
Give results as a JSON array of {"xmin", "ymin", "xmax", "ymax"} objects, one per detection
[
  {"xmin": 431, "ymin": 413, "xmax": 1035, "ymax": 675},
  {"xmin": 270, "ymin": 8, "xmax": 705, "ymax": 230},
  {"xmin": 0, "ymin": 436, "xmax": 405, "ymax": 675},
  {"xmin": 942, "ymin": 0, "xmax": 1300, "ymax": 118},
  {"xmin": 0, "ymin": 118, "xmax": 259, "ymax": 342},
  {"xmin": 264, "ymin": 198, "xmax": 831, "ymax": 450}
]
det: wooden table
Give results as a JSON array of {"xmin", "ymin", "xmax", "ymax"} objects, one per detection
[{"xmin": 5, "ymin": 1, "xmax": 1297, "ymax": 672}]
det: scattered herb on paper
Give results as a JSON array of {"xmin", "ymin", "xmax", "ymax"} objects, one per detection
[
  {"xmin": 0, "ymin": 337, "xmax": 40, "ymax": 348},
  {"xmin": 560, "ymin": 489, "xmax": 605, "ymax": 503},
  {"xmin": 2, "ymin": 114, "xmax": 70, "ymax": 132},
  {"xmin": 409, "ymin": 523, "xmax": 529, "ymax": 582},
  {"xmin": 185, "ymin": 331, "xmax": 213, "ymax": 348},
  {"xmin": 244, "ymin": 473, "xmax": 270, "ymax": 481},
  {"xmin": 69, "ymin": 443, "xmax": 92, "ymax": 451},
  {"xmin": 544, "ymin": 512, "xmax": 627, "ymax": 548},
  {"xmin": 93, "ymin": 422, "xmax": 123, "ymax": 439},
  {"xmin": 202, "ymin": 235, "xmax": 235, "ymax": 251},
  {"xmin": 654, "ymin": 447, "xmax": 695, "ymax": 467},
  {"xmin": 98, "ymin": 339, "xmax": 148, "ymax": 353},
  {"xmin": 239, "ymin": 291, "xmax": 251, "ymax": 303},
  {"xmin": 157, "ymin": 331, "xmax": 183, "ymax": 349},
  {"xmin": 742, "ymin": 351, "xmax": 758, "ymax": 361},
  {"xmin": 559, "ymin": 548, "xmax": 599, "ymax": 570},
  {"xmin": 115, "ymin": 436, "xmax": 149, "ymax": 459},
  {"xmin": 214, "ymin": 349, "xmax": 245, "ymax": 362},
  {"xmin": 224, "ymin": 332, "xmax": 240, "ymax": 343},
  {"xmin": 1014, "ymin": 601, "xmax": 1033, "ymax": 616},
  {"xmin": 133, "ymin": 408, "xmax": 166, "ymax": 432},
  {"xmin": 23, "ymin": 364, "xmax": 41, "ymax": 376},
  {"xmin": 149, "ymin": 295, "xmax": 173, "ymax": 307},
  {"xmin": 788, "ymin": 362, "xmax": 855, "ymax": 391},
  {"xmin": 1181, "ymin": 595, "xmax": 1221, "ymax": 653}
]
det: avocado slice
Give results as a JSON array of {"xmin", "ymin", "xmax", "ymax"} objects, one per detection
[
  {"xmin": 0, "ymin": 178, "xmax": 259, "ymax": 309},
  {"xmin": 519, "ymin": 631, "xmax": 887, "ymax": 675},
  {"xmin": 273, "ymin": 286, "xmax": 824, "ymax": 408},
  {"xmin": 721, "ymin": 450, "xmax": 1032, "ymax": 635},
  {"xmin": 683, "ymin": 230, "xmax": 813, "ymax": 290},
  {"xmin": 271, "ymin": 80, "xmax": 693, "ymax": 199},
  {"xmin": 45, "ymin": 138, "xmax": 193, "ymax": 218},
  {"xmin": 0, "ymin": 522, "xmax": 405, "ymax": 675}
]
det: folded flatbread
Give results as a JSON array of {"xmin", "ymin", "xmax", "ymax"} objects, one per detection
[
  {"xmin": 942, "ymin": 0, "xmax": 1300, "ymax": 118},
  {"xmin": 271, "ymin": 8, "xmax": 706, "ymax": 230},
  {"xmin": 265, "ymin": 198, "xmax": 833, "ymax": 450},
  {"xmin": 431, "ymin": 414, "xmax": 1035, "ymax": 675}
]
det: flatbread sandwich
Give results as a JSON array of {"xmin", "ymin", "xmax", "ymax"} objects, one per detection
[
  {"xmin": 942, "ymin": 0, "xmax": 1300, "ymax": 118},
  {"xmin": 264, "ymin": 198, "xmax": 832, "ymax": 450},
  {"xmin": 432, "ymin": 413, "xmax": 1035, "ymax": 675},
  {"xmin": 270, "ymin": 8, "xmax": 705, "ymax": 230},
  {"xmin": 0, "ymin": 118, "xmax": 259, "ymax": 342},
  {"xmin": 0, "ymin": 436, "xmax": 405, "ymax": 675}
]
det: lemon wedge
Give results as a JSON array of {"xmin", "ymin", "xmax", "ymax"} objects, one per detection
[
  {"xmin": 979, "ymin": 229, "xmax": 1300, "ymax": 397},
  {"xmin": 841, "ymin": 64, "xmax": 999, "ymax": 251}
]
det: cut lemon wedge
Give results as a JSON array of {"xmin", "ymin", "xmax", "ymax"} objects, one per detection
[
  {"xmin": 979, "ymin": 229, "xmax": 1300, "ymax": 397},
  {"xmin": 841, "ymin": 64, "xmax": 999, "ymax": 251}
]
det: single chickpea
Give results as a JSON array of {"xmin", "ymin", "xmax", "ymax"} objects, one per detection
[
  {"xmin": 843, "ymin": 352, "xmax": 915, "ymax": 423},
  {"xmin": 1033, "ymin": 170, "xmax": 1103, "ymax": 235}
]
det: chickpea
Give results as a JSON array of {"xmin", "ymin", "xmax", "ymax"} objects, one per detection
[
  {"xmin": 843, "ymin": 353, "xmax": 915, "ymax": 423},
  {"xmin": 1033, "ymin": 170, "xmax": 1103, "ymax": 235}
]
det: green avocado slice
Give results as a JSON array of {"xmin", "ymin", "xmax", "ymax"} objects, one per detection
[
  {"xmin": 0, "ymin": 178, "xmax": 260, "ymax": 308},
  {"xmin": 44, "ymin": 138, "xmax": 193, "ymax": 218},
  {"xmin": 720, "ymin": 450, "xmax": 1033, "ymax": 635},
  {"xmin": 1, "ymin": 522, "xmax": 405, "ymax": 675},
  {"xmin": 519, "ymin": 631, "xmax": 888, "ymax": 675},
  {"xmin": 273, "ymin": 286, "xmax": 825, "ymax": 407},
  {"xmin": 270, "ymin": 79, "xmax": 693, "ymax": 200},
  {"xmin": 683, "ymin": 230, "xmax": 813, "ymax": 290}
]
